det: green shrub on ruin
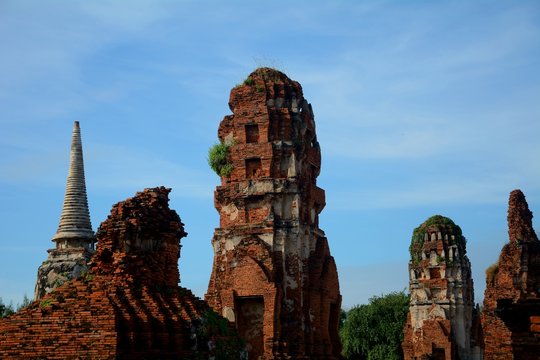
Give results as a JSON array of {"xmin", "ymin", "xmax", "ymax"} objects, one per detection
[
  {"xmin": 208, "ymin": 141, "xmax": 234, "ymax": 177},
  {"xmin": 486, "ymin": 262, "xmax": 499, "ymax": 285}
]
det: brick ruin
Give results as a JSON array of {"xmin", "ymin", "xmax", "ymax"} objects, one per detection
[
  {"xmin": 482, "ymin": 189, "xmax": 540, "ymax": 359},
  {"xmin": 205, "ymin": 68, "xmax": 342, "ymax": 359},
  {"xmin": 5, "ymin": 72, "xmax": 540, "ymax": 360},
  {"xmin": 0, "ymin": 187, "xmax": 243, "ymax": 359},
  {"xmin": 34, "ymin": 121, "xmax": 95, "ymax": 300},
  {"xmin": 402, "ymin": 215, "xmax": 482, "ymax": 360}
]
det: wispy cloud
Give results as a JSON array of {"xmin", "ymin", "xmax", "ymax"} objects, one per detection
[{"xmin": 0, "ymin": 1, "xmax": 173, "ymax": 123}]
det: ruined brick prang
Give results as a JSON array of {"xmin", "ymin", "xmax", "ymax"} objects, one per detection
[
  {"xmin": 1, "ymin": 187, "xmax": 243, "ymax": 359},
  {"xmin": 34, "ymin": 121, "xmax": 95, "ymax": 300},
  {"xmin": 402, "ymin": 215, "xmax": 482, "ymax": 360},
  {"xmin": 482, "ymin": 190, "xmax": 540, "ymax": 360},
  {"xmin": 205, "ymin": 68, "xmax": 342, "ymax": 359}
]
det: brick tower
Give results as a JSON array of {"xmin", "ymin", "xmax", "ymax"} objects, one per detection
[
  {"xmin": 482, "ymin": 190, "xmax": 540, "ymax": 359},
  {"xmin": 205, "ymin": 68, "xmax": 342, "ymax": 359},
  {"xmin": 34, "ymin": 121, "xmax": 95, "ymax": 300},
  {"xmin": 402, "ymin": 215, "xmax": 482, "ymax": 360}
]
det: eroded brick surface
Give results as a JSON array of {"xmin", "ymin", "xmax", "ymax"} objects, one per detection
[
  {"xmin": 482, "ymin": 190, "xmax": 540, "ymax": 360},
  {"xmin": 0, "ymin": 187, "xmax": 242, "ymax": 359},
  {"xmin": 402, "ymin": 215, "xmax": 482, "ymax": 360},
  {"xmin": 205, "ymin": 68, "xmax": 342, "ymax": 359}
]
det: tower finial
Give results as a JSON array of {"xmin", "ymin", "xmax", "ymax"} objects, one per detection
[{"xmin": 52, "ymin": 121, "xmax": 94, "ymax": 249}]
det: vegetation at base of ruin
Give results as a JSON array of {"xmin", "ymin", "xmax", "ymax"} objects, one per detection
[
  {"xmin": 409, "ymin": 215, "xmax": 466, "ymax": 266},
  {"xmin": 208, "ymin": 141, "xmax": 234, "ymax": 177},
  {"xmin": 189, "ymin": 310, "xmax": 246, "ymax": 360},
  {"xmin": 340, "ymin": 291, "xmax": 409, "ymax": 360},
  {"xmin": 486, "ymin": 262, "xmax": 499, "ymax": 285},
  {"xmin": 0, "ymin": 295, "xmax": 32, "ymax": 318}
]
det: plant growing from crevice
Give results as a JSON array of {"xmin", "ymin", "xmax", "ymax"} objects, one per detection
[
  {"xmin": 208, "ymin": 140, "xmax": 234, "ymax": 177},
  {"xmin": 254, "ymin": 67, "xmax": 284, "ymax": 82},
  {"xmin": 437, "ymin": 255, "xmax": 444, "ymax": 264},
  {"xmin": 39, "ymin": 299, "xmax": 53, "ymax": 308},
  {"xmin": 485, "ymin": 262, "xmax": 499, "ymax": 285}
]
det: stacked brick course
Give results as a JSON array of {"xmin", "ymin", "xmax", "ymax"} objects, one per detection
[
  {"xmin": 402, "ymin": 215, "xmax": 482, "ymax": 360},
  {"xmin": 0, "ymin": 187, "xmax": 243, "ymax": 359},
  {"xmin": 482, "ymin": 189, "xmax": 540, "ymax": 360},
  {"xmin": 205, "ymin": 68, "xmax": 342, "ymax": 359}
]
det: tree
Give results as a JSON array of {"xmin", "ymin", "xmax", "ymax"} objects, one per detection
[
  {"xmin": 17, "ymin": 294, "xmax": 32, "ymax": 311},
  {"xmin": 0, "ymin": 297, "xmax": 15, "ymax": 318},
  {"xmin": 340, "ymin": 291, "xmax": 409, "ymax": 360},
  {"xmin": 0, "ymin": 294, "xmax": 32, "ymax": 318}
]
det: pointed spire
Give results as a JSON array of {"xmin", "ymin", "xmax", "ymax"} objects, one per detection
[
  {"xmin": 52, "ymin": 121, "xmax": 94, "ymax": 249},
  {"xmin": 507, "ymin": 189, "xmax": 538, "ymax": 243}
]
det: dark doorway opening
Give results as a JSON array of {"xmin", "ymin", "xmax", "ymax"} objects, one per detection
[{"xmin": 236, "ymin": 296, "xmax": 264, "ymax": 359}]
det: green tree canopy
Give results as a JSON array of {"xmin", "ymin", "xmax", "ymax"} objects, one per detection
[{"xmin": 340, "ymin": 291, "xmax": 409, "ymax": 360}]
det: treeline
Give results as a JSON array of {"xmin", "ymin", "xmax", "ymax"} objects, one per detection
[
  {"xmin": 340, "ymin": 291, "xmax": 409, "ymax": 360},
  {"xmin": 0, "ymin": 295, "xmax": 32, "ymax": 318}
]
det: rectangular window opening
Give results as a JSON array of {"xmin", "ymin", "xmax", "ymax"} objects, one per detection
[{"xmin": 246, "ymin": 124, "xmax": 259, "ymax": 143}]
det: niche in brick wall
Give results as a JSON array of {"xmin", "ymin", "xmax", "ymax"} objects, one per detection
[
  {"xmin": 245, "ymin": 124, "xmax": 259, "ymax": 143},
  {"xmin": 430, "ymin": 267, "xmax": 442, "ymax": 279},
  {"xmin": 245, "ymin": 196, "xmax": 266, "ymax": 222},
  {"xmin": 236, "ymin": 296, "xmax": 264, "ymax": 360},
  {"xmin": 246, "ymin": 158, "xmax": 262, "ymax": 179}
]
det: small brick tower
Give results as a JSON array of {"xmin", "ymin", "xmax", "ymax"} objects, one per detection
[
  {"xmin": 205, "ymin": 68, "xmax": 342, "ymax": 359},
  {"xmin": 34, "ymin": 121, "xmax": 95, "ymax": 300},
  {"xmin": 482, "ymin": 190, "xmax": 540, "ymax": 359},
  {"xmin": 402, "ymin": 215, "xmax": 482, "ymax": 360}
]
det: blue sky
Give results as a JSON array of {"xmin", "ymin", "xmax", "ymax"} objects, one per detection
[{"xmin": 1, "ymin": 0, "xmax": 539, "ymax": 309}]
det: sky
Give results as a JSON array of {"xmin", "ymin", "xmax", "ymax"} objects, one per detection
[{"xmin": 1, "ymin": 0, "xmax": 539, "ymax": 309}]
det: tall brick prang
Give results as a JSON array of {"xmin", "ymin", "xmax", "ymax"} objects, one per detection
[
  {"xmin": 482, "ymin": 189, "xmax": 540, "ymax": 360},
  {"xmin": 402, "ymin": 215, "xmax": 482, "ymax": 360},
  {"xmin": 0, "ymin": 187, "xmax": 244, "ymax": 359},
  {"xmin": 34, "ymin": 121, "xmax": 95, "ymax": 300},
  {"xmin": 205, "ymin": 68, "xmax": 342, "ymax": 359}
]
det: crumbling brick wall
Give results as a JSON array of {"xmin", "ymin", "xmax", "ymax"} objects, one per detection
[
  {"xmin": 205, "ymin": 68, "xmax": 342, "ymax": 359},
  {"xmin": 0, "ymin": 187, "xmax": 243, "ymax": 359},
  {"xmin": 482, "ymin": 189, "xmax": 540, "ymax": 360}
]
